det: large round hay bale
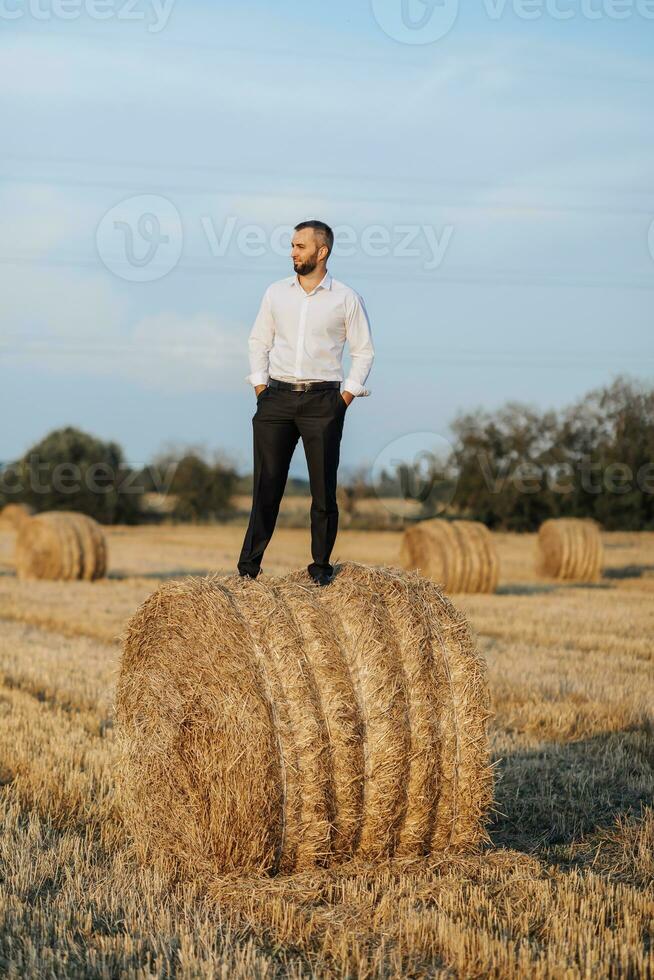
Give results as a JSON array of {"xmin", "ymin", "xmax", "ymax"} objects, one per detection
[
  {"xmin": 0, "ymin": 503, "xmax": 34, "ymax": 530},
  {"xmin": 400, "ymin": 519, "xmax": 499, "ymax": 594},
  {"xmin": 116, "ymin": 561, "xmax": 493, "ymax": 880},
  {"xmin": 537, "ymin": 518, "xmax": 603, "ymax": 582},
  {"xmin": 15, "ymin": 511, "xmax": 108, "ymax": 581}
]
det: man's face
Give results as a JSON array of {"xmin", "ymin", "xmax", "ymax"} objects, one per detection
[{"xmin": 291, "ymin": 228, "xmax": 323, "ymax": 276}]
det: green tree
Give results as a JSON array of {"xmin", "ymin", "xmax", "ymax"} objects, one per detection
[
  {"xmin": 449, "ymin": 403, "xmax": 560, "ymax": 529},
  {"xmin": 448, "ymin": 378, "xmax": 654, "ymax": 531},
  {"xmin": 0, "ymin": 427, "xmax": 142, "ymax": 524},
  {"xmin": 558, "ymin": 377, "xmax": 654, "ymax": 529},
  {"xmin": 151, "ymin": 449, "xmax": 238, "ymax": 522}
]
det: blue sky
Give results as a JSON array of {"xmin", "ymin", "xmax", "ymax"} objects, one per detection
[{"xmin": 1, "ymin": 0, "xmax": 652, "ymax": 479}]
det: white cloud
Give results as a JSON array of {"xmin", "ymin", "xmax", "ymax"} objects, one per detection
[
  {"xmin": 0, "ymin": 262, "xmax": 246, "ymax": 392},
  {"xmin": 0, "ymin": 264, "xmax": 127, "ymax": 340},
  {"xmin": 120, "ymin": 312, "xmax": 246, "ymax": 392},
  {"xmin": 0, "ymin": 184, "xmax": 96, "ymax": 254}
]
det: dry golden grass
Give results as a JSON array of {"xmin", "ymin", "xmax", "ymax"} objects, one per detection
[{"xmin": 0, "ymin": 525, "xmax": 652, "ymax": 977}]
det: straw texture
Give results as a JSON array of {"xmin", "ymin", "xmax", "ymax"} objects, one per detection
[
  {"xmin": 273, "ymin": 578, "xmax": 364, "ymax": 862},
  {"xmin": 15, "ymin": 511, "xmax": 108, "ymax": 581},
  {"xmin": 400, "ymin": 519, "xmax": 499, "ymax": 594},
  {"xmin": 537, "ymin": 518, "xmax": 603, "ymax": 582},
  {"xmin": 116, "ymin": 577, "xmax": 282, "ymax": 880},
  {"xmin": 116, "ymin": 561, "xmax": 493, "ymax": 879},
  {"xmin": 223, "ymin": 575, "xmax": 333, "ymax": 872}
]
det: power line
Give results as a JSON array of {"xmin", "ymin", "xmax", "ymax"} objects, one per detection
[
  {"xmin": 2, "ymin": 172, "xmax": 652, "ymax": 217},
  {"xmin": 1, "ymin": 26, "xmax": 653, "ymax": 86},
  {"xmin": 1, "ymin": 254, "xmax": 653, "ymax": 291},
  {"xmin": 0, "ymin": 340, "xmax": 651, "ymax": 369},
  {"xmin": 4, "ymin": 153, "xmax": 653, "ymax": 201}
]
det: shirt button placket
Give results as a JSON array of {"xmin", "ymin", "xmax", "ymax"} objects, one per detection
[{"xmin": 294, "ymin": 293, "xmax": 310, "ymax": 379}]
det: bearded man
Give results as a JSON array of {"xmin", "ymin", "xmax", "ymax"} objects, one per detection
[{"xmin": 238, "ymin": 219, "xmax": 375, "ymax": 585}]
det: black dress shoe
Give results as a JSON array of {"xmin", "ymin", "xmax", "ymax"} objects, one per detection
[{"xmin": 310, "ymin": 571, "xmax": 334, "ymax": 587}]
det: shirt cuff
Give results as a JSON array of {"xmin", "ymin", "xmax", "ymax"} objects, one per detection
[
  {"xmin": 342, "ymin": 378, "xmax": 371, "ymax": 397},
  {"xmin": 246, "ymin": 371, "xmax": 270, "ymax": 387}
]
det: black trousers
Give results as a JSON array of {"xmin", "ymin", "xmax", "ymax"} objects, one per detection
[{"xmin": 238, "ymin": 384, "xmax": 349, "ymax": 579}]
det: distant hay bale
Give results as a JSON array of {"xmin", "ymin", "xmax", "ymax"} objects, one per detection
[
  {"xmin": 400, "ymin": 519, "xmax": 500, "ymax": 594},
  {"xmin": 0, "ymin": 503, "xmax": 34, "ymax": 529},
  {"xmin": 15, "ymin": 511, "xmax": 108, "ymax": 581},
  {"xmin": 537, "ymin": 518, "xmax": 603, "ymax": 582},
  {"xmin": 116, "ymin": 561, "xmax": 493, "ymax": 880},
  {"xmin": 336, "ymin": 486, "xmax": 356, "ymax": 527}
]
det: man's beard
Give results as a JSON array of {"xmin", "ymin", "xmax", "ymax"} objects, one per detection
[{"xmin": 294, "ymin": 257, "xmax": 318, "ymax": 276}]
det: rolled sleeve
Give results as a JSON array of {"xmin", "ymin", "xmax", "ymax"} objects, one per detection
[
  {"xmin": 342, "ymin": 291, "xmax": 374, "ymax": 397},
  {"xmin": 245, "ymin": 287, "xmax": 275, "ymax": 387},
  {"xmin": 342, "ymin": 378, "xmax": 371, "ymax": 397},
  {"xmin": 246, "ymin": 370, "xmax": 270, "ymax": 387}
]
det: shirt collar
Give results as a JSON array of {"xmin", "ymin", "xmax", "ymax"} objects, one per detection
[{"xmin": 290, "ymin": 271, "xmax": 332, "ymax": 294}]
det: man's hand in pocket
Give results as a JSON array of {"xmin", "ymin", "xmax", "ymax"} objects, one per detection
[
  {"xmin": 341, "ymin": 390, "xmax": 354, "ymax": 407},
  {"xmin": 255, "ymin": 384, "xmax": 268, "ymax": 398}
]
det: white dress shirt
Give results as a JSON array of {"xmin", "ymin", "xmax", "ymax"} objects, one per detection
[{"xmin": 245, "ymin": 272, "xmax": 375, "ymax": 397}]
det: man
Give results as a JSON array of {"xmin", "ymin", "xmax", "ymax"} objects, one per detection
[{"xmin": 238, "ymin": 219, "xmax": 375, "ymax": 585}]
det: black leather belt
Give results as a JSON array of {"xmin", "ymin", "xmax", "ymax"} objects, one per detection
[{"xmin": 268, "ymin": 378, "xmax": 341, "ymax": 392}]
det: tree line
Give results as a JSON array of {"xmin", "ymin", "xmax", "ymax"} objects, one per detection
[
  {"xmin": 447, "ymin": 376, "xmax": 654, "ymax": 530},
  {"xmin": 1, "ymin": 376, "xmax": 651, "ymax": 530}
]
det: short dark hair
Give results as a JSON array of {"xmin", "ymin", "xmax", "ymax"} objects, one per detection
[{"xmin": 294, "ymin": 219, "xmax": 334, "ymax": 258}]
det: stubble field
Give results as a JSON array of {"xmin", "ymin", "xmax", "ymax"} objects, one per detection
[{"xmin": 0, "ymin": 524, "xmax": 652, "ymax": 978}]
